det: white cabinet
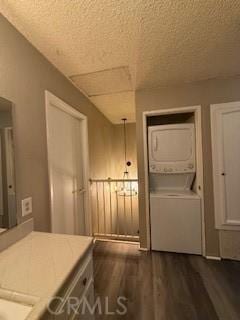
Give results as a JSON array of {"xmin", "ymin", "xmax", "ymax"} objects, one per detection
[
  {"xmin": 43, "ymin": 249, "xmax": 94, "ymax": 320},
  {"xmin": 71, "ymin": 282, "xmax": 95, "ymax": 320}
]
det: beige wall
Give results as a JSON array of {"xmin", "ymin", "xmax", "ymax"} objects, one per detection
[
  {"xmin": 136, "ymin": 76, "xmax": 240, "ymax": 258},
  {"xmin": 90, "ymin": 122, "xmax": 139, "ymax": 238},
  {"xmin": 0, "ymin": 14, "xmax": 114, "ymax": 232},
  {"xmin": 112, "ymin": 123, "xmax": 137, "ymax": 179}
]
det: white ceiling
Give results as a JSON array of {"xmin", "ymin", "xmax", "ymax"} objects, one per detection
[
  {"xmin": 1, "ymin": 1, "xmax": 240, "ymax": 123},
  {"xmin": 70, "ymin": 66, "xmax": 132, "ymax": 96},
  {"xmin": 91, "ymin": 91, "xmax": 135, "ymax": 124}
]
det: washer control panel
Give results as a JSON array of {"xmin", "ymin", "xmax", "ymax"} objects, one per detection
[{"xmin": 149, "ymin": 163, "xmax": 195, "ymax": 173}]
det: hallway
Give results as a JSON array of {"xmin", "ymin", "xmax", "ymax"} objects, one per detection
[{"xmin": 93, "ymin": 241, "xmax": 240, "ymax": 320}]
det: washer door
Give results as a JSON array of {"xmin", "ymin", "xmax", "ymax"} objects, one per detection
[{"xmin": 150, "ymin": 197, "xmax": 202, "ymax": 254}]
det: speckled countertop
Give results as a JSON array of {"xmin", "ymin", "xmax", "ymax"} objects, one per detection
[{"xmin": 0, "ymin": 231, "xmax": 94, "ymax": 319}]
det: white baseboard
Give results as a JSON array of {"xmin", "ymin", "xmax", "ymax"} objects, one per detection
[
  {"xmin": 205, "ymin": 255, "xmax": 221, "ymax": 261},
  {"xmin": 95, "ymin": 238, "xmax": 139, "ymax": 245},
  {"xmin": 139, "ymin": 247, "xmax": 149, "ymax": 251}
]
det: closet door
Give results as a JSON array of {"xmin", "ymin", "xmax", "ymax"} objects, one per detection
[
  {"xmin": 211, "ymin": 102, "xmax": 240, "ymax": 230},
  {"xmin": 46, "ymin": 101, "xmax": 88, "ymax": 236}
]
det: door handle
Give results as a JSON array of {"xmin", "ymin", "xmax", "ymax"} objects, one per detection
[
  {"xmin": 82, "ymin": 277, "xmax": 87, "ymax": 287},
  {"xmin": 72, "ymin": 188, "xmax": 86, "ymax": 194},
  {"xmin": 154, "ymin": 137, "xmax": 158, "ymax": 152},
  {"xmin": 221, "ymin": 172, "xmax": 226, "ymax": 176}
]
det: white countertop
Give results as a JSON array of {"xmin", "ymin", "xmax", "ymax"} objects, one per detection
[{"xmin": 0, "ymin": 231, "xmax": 94, "ymax": 319}]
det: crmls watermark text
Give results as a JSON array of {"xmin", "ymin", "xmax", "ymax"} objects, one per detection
[{"xmin": 47, "ymin": 296, "xmax": 128, "ymax": 316}]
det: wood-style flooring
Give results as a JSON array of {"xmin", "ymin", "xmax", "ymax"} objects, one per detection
[{"xmin": 93, "ymin": 240, "xmax": 240, "ymax": 320}]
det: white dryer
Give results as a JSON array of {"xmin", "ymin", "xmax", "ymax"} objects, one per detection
[
  {"xmin": 148, "ymin": 123, "xmax": 202, "ymax": 254},
  {"xmin": 148, "ymin": 123, "xmax": 195, "ymax": 174}
]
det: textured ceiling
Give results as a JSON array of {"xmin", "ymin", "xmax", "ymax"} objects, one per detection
[
  {"xmin": 70, "ymin": 66, "xmax": 132, "ymax": 96},
  {"xmin": 91, "ymin": 91, "xmax": 135, "ymax": 124},
  {"xmin": 1, "ymin": 1, "xmax": 240, "ymax": 122}
]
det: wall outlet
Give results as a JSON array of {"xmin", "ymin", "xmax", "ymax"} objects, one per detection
[{"xmin": 22, "ymin": 197, "xmax": 32, "ymax": 217}]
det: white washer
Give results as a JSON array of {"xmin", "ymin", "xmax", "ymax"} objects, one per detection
[{"xmin": 150, "ymin": 190, "xmax": 202, "ymax": 254}]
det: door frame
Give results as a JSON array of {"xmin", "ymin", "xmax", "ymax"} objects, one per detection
[
  {"xmin": 211, "ymin": 101, "xmax": 240, "ymax": 230},
  {"xmin": 45, "ymin": 91, "xmax": 91, "ymax": 235},
  {"xmin": 142, "ymin": 105, "xmax": 206, "ymax": 256}
]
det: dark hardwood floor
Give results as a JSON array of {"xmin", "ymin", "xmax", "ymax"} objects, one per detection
[{"xmin": 93, "ymin": 240, "xmax": 240, "ymax": 320}]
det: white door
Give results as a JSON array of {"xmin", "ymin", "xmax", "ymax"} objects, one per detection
[
  {"xmin": 211, "ymin": 102, "xmax": 240, "ymax": 230},
  {"xmin": 46, "ymin": 93, "xmax": 89, "ymax": 235}
]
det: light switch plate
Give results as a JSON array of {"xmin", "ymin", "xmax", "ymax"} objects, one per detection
[{"xmin": 21, "ymin": 197, "xmax": 32, "ymax": 217}]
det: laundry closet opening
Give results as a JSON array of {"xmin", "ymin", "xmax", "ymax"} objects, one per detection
[
  {"xmin": 90, "ymin": 120, "xmax": 139, "ymax": 243},
  {"xmin": 144, "ymin": 106, "xmax": 205, "ymax": 254}
]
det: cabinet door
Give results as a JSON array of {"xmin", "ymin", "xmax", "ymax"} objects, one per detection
[
  {"xmin": 47, "ymin": 254, "xmax": 94, "ymax": 320},
  {"xmin": 211, "ymin": 102, "xmax": 240, "ymax": 229},
  {"xmin": 71, "ymin": 283, "xmax": 95, "ymax": 320}
]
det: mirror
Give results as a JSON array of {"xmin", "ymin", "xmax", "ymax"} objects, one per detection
[{"xmin": 0, "ymin": 97, "xmax": 17, "ymax": 234}]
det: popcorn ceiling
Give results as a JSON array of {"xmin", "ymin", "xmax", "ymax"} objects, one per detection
[{"xmin": 1, "ymin": 0, "xmax": 240, "ymax": 122}]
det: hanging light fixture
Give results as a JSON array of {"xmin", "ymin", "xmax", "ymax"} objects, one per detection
[{"xmin": 117, "ymin": 118, "xmax": 138, "ymax": 197}]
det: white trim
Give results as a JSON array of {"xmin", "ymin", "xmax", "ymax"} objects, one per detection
[
  {"xmin": 142, "ymin": 113, "xmax": 151, "ymax": 249},
  {"xmin": 96, "ymin": 238, "xmax": 140, "ymax": 246},
  {"xmin": 211, "ymin": 101, "xmax": 240, "ymax": 231},
  {"xmin": 45, "ymin": 91, "xmax": 91, "ymax": 236},
  {"xmin": 142, "ymin": 105, "xmax": 206, "ymax": 256},
  {"xmin": 205, "ymin": 256, "xmax": 221, "ymax": 261},
  {"xmin": 139, "ymin": 247, "xmax": 149, "ymax": 251}
]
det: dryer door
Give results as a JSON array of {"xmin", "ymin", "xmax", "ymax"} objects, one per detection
[{"xmin": 148, "ymin": 124, "xmax": 195, "ymax": 173}]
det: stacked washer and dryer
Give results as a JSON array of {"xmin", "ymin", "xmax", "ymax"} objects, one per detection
[{"xmin": 148, "ymin": 123, "xmax": 202, "ymax": 254}]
